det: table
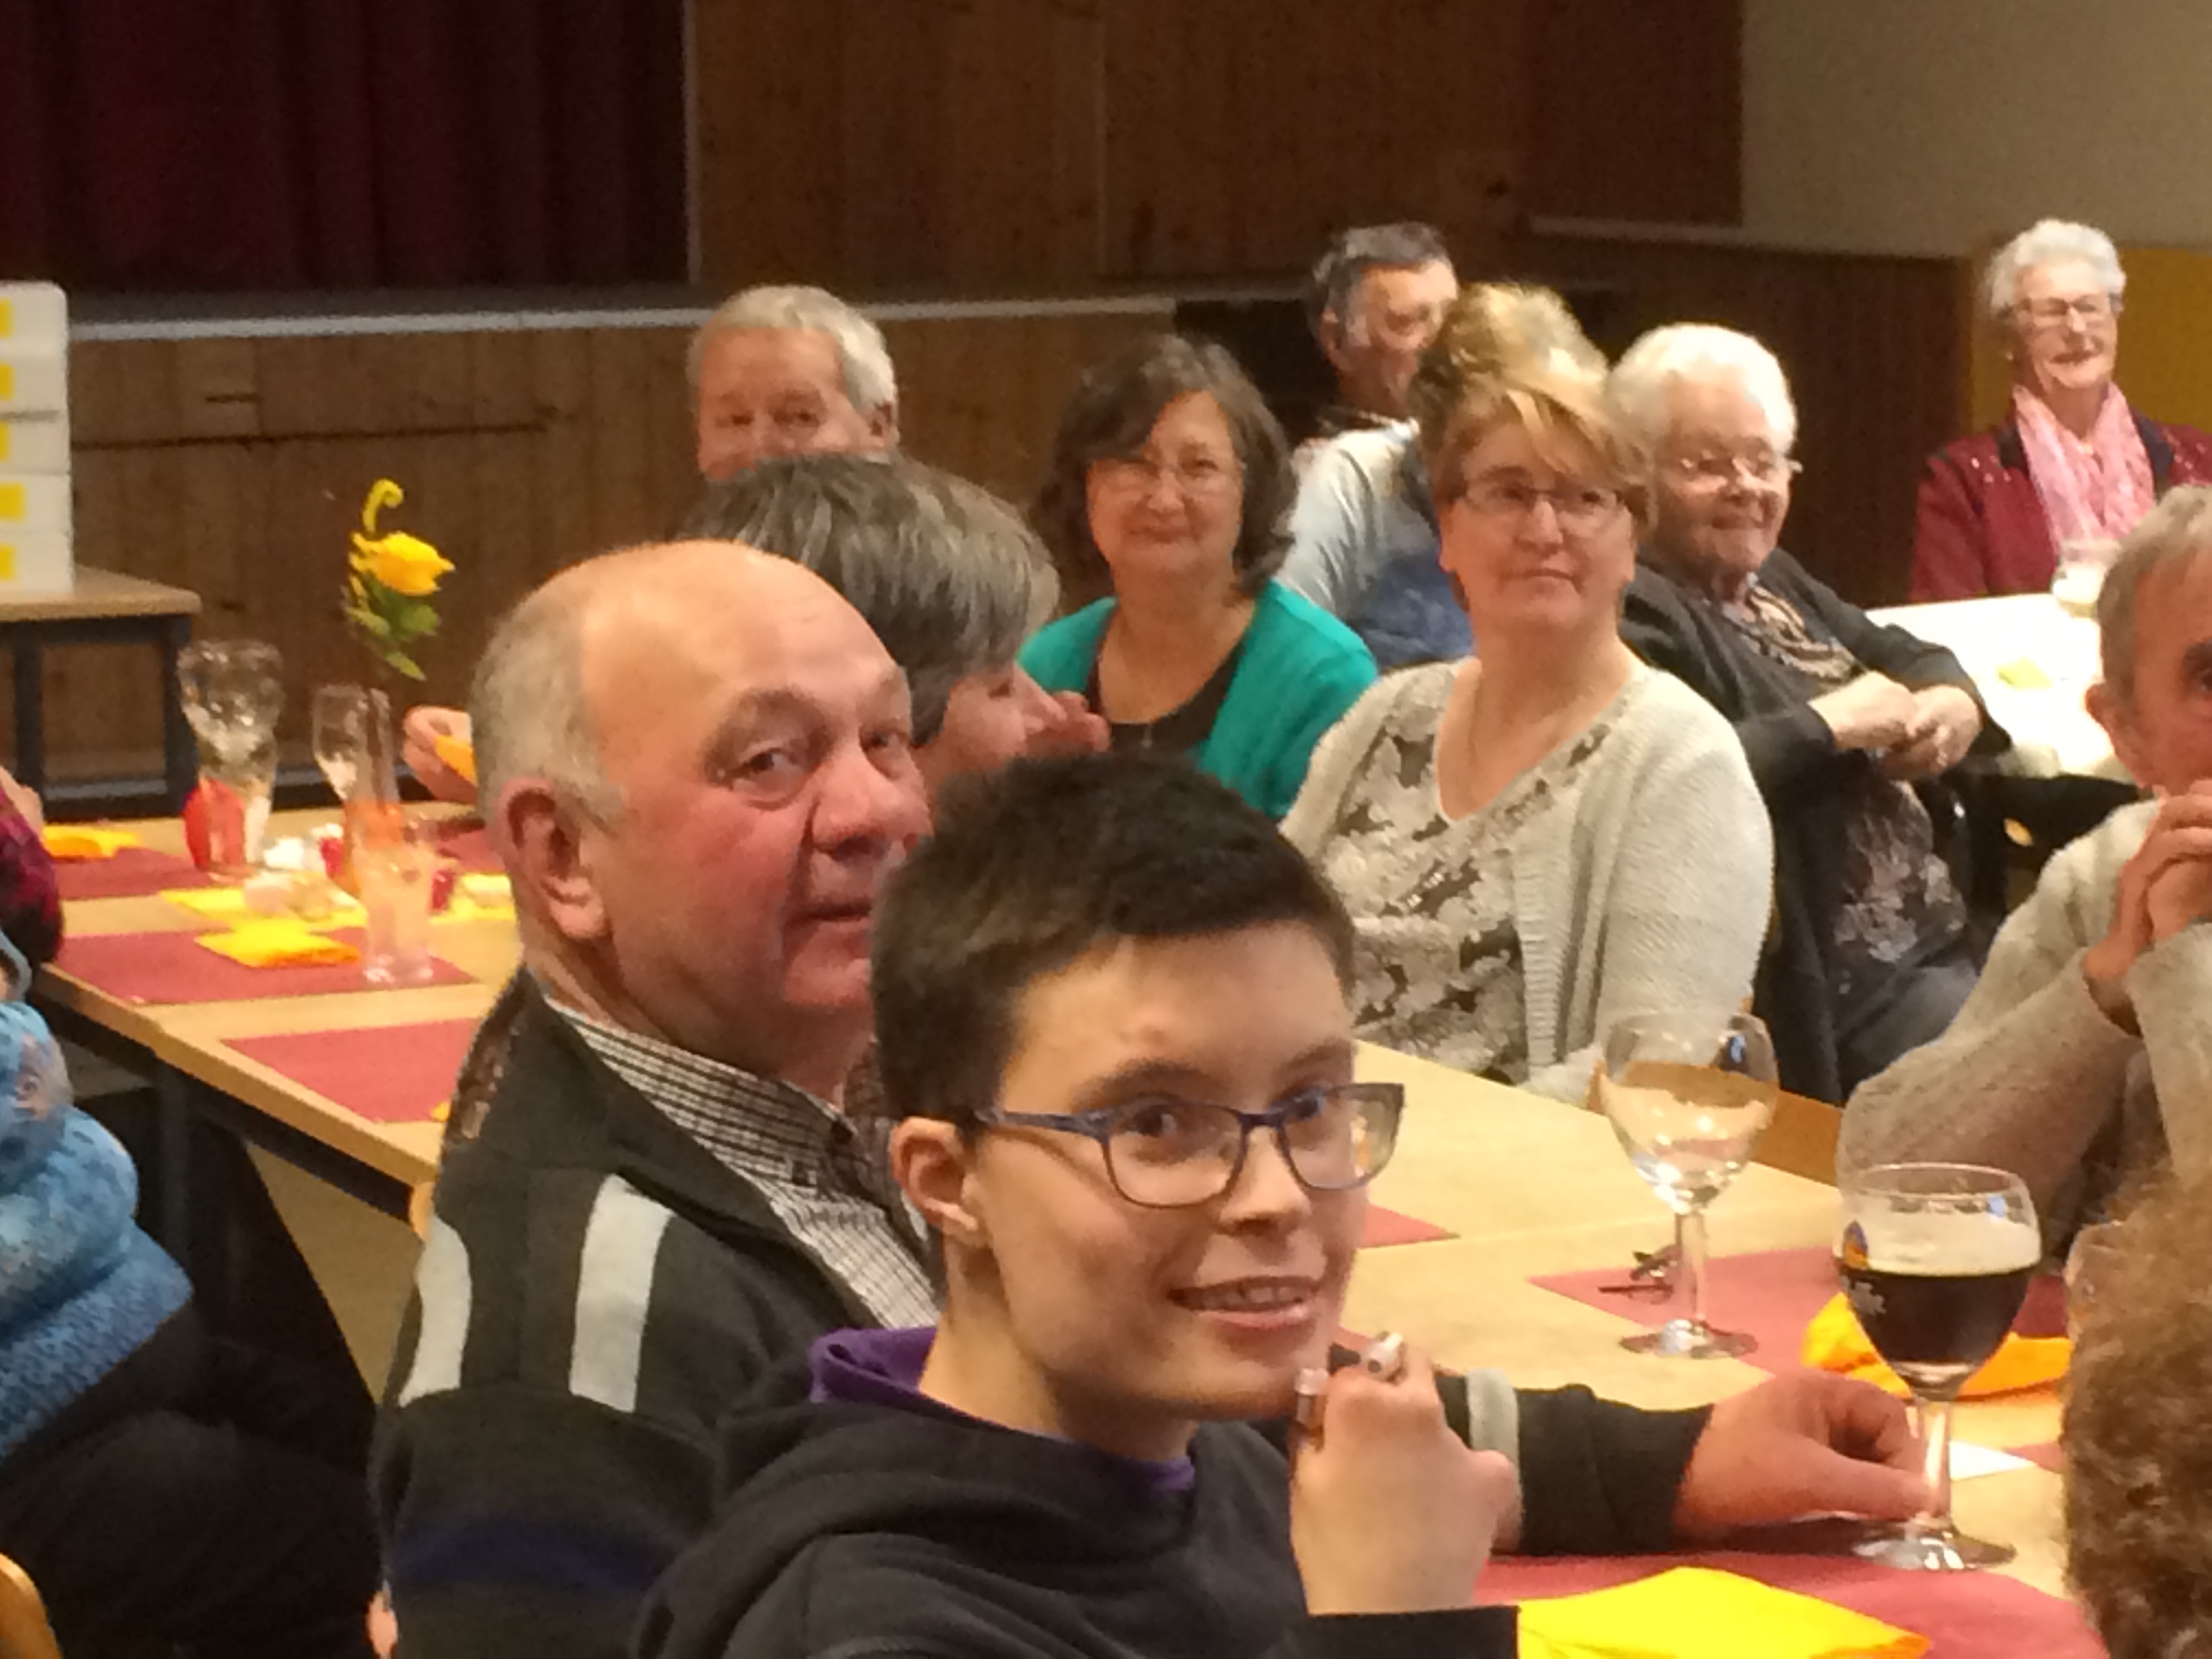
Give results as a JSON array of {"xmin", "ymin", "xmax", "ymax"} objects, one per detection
[
  {"xmin": 1870, "ymin": 592, "xmax": 2117, "ymax": 780},
  {"xmin": 0, "ymin": 567, "xmax": 202, "ymax": 806},
  {"xmin": 1345, "ymin": 1042, "xmax": 2070, "ymax": 1607},
  {"xmin": 37, "ymin": 809, "xmax": 514, "ymax": 1248}
]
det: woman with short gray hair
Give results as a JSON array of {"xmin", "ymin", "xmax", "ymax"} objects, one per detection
[{"xmin": 1912, "ymin": 219, "xmax": 2212, "ymax": 600}]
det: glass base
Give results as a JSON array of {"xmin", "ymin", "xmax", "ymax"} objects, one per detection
[
  {"xmin": 1620, "ymin": 1317, "xmax": 1757, "ymax": 1359},
  {"xmin": 1852, "ymin": 1521, "xmax": 2015, "ymax": 1572}
]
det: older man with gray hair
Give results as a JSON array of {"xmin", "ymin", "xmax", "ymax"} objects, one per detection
[
  {"xmin": 403, "ymin": 283, "xmax": 903, "ymax": 798},
  {"xmin": 374, "ymin": 541, "xmax": 935, "ymax": 1659},
  {"xmin": 1844, "ymin": 484, "xmax": 2212, "ymax": 1246}
]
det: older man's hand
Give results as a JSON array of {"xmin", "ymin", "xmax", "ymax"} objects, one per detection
[
  {"xmin": 401, "ymin": 705, "xmax": 479, "ymax": 806},
  {"xmin": 1880, "ymin": 686, "xmax": 1983, "ymax": 780},
  {"xmin": 1672, "ymin": 1370, "xmax": 1925, "ymax": 1540},
  {"xmin": 2084, "ymin": 783, "xmax": 2212, "ymax": 1029}
]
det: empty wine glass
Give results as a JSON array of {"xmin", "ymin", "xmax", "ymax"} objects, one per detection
[
  {"xmin": 1596, "ymin": 1009, "xmax": 1778, "ymax": 1357},
  {"xmin": 1838, "ymin": 1162, "xmax": 2039, "ymax": 1571},
  {"xmin": 312, "ymin": 684, "xmax": 371, "ymax": 804},
  {"xmin": 177, "ymin": 640, "xmax": 283, "ymax": 873}
]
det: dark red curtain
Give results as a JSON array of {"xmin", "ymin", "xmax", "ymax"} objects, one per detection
[{"xmin": 0, "ymin": 0, "xmax": 687, "ymax": 291}]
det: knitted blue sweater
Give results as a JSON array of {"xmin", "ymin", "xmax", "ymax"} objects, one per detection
[{"xmin": 0, "ymin": 939, "xmax": 188, "ymax": 1460}]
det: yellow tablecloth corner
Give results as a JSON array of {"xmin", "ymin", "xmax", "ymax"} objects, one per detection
[{"xmin": 1516, "ymin": 1565, "xmax": 1926, "ymax": 1659}]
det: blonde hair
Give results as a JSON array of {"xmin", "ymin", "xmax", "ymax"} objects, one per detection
[{"xmin": 1406, "ymin": 285, "xmax": 1642, "ymax": 510}]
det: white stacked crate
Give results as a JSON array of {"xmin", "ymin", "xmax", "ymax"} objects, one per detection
[{"xmin": 0, "ymin": 283, "xmax": 74, "ymax": 593}]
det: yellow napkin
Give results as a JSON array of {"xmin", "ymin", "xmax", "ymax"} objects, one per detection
[
  {"xmin": 1517, "ymin": 1566, "xmax": 1926, "ymax": 1659},
  {"xmin": 1995, "ymin": 657, "xmax": 2051, "ymax": 690},
  {"xmin": 42, "ymin": 825, "xmax": 140, "ymax": 860},
  {"xmin": 1802, "ymin": 1292, "xmax": 2068, "ymax": 1399},
  {"xmin": 433, "ymin": 733, "xmax": 478, "ymax": 786},
  {"xmin": 194, "ymin": 919, "xmax": 361, "ymax": 968}
]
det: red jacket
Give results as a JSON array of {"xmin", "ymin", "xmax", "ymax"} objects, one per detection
[{"xmin": 1909, "ymin": 408, "xmax": 2212, "ymax": 600}]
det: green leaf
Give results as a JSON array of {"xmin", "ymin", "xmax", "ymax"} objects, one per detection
[{"xmin": 385, "ymin": 651, "xmax": 426, "ymax": 680}]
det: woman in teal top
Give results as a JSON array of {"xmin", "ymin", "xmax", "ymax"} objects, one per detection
[{"xmin": 1023, "ymin": 334, "xmax": 1376, "ymax": 819}]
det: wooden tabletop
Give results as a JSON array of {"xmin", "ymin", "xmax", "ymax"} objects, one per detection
[
  {"xmin": 1345, "ymin": 1042, "xmax": 2068, "ymax": 1603},
  {"xmin": 0, "ymin": 565, "xmax": 203, "ymax": 624},
  {"xmin": 41, "ymin": 807, "xmax": 513, "ymax": 1189}
]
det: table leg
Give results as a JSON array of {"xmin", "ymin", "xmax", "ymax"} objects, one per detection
[
  {"xmin": 160, "ymin": 615, "xmax": 196, "ymax": 809},
  {"xmin": 12, "ymin": 637, "xmax": 42, "ymax": 795},
  {"xmin": 154, "ymin": 1063, "xmax": 194, "ymax": 1270}
]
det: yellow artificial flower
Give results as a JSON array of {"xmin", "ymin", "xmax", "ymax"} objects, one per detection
[
  {"xmin": 351, "ymin": 531, "xmax": 454, "ymax": 597},
  {"xmin": 361, "ymin": 478, "xmax": 405, "ymax": 536}
]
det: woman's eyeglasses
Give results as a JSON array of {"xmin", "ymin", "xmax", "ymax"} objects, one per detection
[
  {"xmin": 978, "ymin": 1081, "xmax": 1405, "ymax": 1208},
  {"xmin": 1460, "ymin": 478, "xmax": 1624, "ymax": 534},
  {"xmin": 1664, "ymin": 451, "xmax": 1803, "ymax": 490},
  {"xmin": 1091, "ymin": 452, "xmax": 1243, "ymax": 500}
]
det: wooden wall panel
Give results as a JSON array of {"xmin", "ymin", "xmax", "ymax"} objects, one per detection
[
  {"xmin": 693, "ymin": 0, "xmax": 1738, "ymax": 292},
  {"xmin": 33, "ymin": 306, "xmax": 1162, "ymax": 779},
  {"xmin": 1517, "ymin": 233, "xmax": 1969, "ymax": 606}
]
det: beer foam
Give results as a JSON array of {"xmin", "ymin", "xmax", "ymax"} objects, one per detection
[{"xmin": 1856, "ymin": 1208, "xmax": 2041, "ymax": 1275}]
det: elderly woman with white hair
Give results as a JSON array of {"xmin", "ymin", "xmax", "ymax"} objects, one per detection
[
  {"xmin": 1614, "ymin": 325, "xmax": 2001, "ymax": 1102},
  {"xmin": 1914, "ymin": 220, "xmax": 2212, "ymax": 600}
]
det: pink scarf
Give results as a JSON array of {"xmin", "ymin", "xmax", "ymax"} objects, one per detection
[{"xmin": 2013, "ymin": 383, "xmax": 2156, "ymax": 546}]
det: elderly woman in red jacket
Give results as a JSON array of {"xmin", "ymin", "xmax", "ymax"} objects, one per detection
[{"xmin": 1912, "ymin": 220, "xmax": 2212, "ymax": 601}]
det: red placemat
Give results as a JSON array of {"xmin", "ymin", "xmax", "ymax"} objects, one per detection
[
  {"xmin": 1532, "ymin": 1246, "xmax": 2068, "ymax": 1373},
  {"xmin": 54, "ymin": 846, "xmax": 213, "ymax": 900},
  {"xmin": 428, "ymin": 819, "xmax": 499, "ymax": 873},
  {"xmin": 54, "ymin": 930, "xmax": 474, "ymax": 1004},
  {"xmin": 1361, "ymin": 1205, "xmax": 1454, "ymax": 1248},
  {"xmin": 1479, "ymin": 1543, "xmax": 2102, "ymax": 1656},
  {"xmin": 223, "ymin": 1019, "xmax": 478, "ymax": 1124}
]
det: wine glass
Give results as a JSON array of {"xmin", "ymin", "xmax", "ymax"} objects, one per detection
[
  {"xmin": 177, "ymin": 640, "xmax": 283, "ymax": 872},
  {"xmin": 312, "ymin": 683, "xmax": 371, "ymax": 804},
  {"xmin": 1596, "ymin": 1009, "xmax": 1778, "ymax": 1357},
  {"xmin": 1838, "ymin": 1162, "xmax": 2039, "ymax": 1571}
]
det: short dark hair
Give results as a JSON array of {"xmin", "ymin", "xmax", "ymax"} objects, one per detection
[
  {"xmin": 1029, "ymin": 333, "xmax": 1294, "ymax": 609},
  {"xmin": 1306, "ymin": 222, "xmax": 1454, "ymax": 344},
  {"xmin": 872, "ymin": 754, "xmax": 1355, "ymax": 1129},
  {"xmin": 681, "ymin": 453, "xmax": 1054, "ymax": 745}
]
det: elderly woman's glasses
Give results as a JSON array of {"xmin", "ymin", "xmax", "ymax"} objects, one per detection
[
  {"xmin": 1462, "ymin": 478, "xmax": 1623, "ymax": 534},
  {"xmin": 1665, "ymin": 451, "xmax": 1802, "ymax": 490},
  {"xmin": 1092, "ymin": 451, "xmax": 1243, "ymax": 500},
  {"xmin": 2018, "ymin": 295, "xmax": 2116, "ymax": 331},
  {"xmin": 979, "ymin": 1081, "xmax": 1404, "ymax": 1208}
]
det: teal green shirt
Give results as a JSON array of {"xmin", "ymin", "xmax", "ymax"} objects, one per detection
[{"xmin": 1020, "ymin": 581, "xmax": 1378, "ymax": 819}]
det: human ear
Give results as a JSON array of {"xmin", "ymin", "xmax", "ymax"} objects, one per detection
[
  {"xmin": 2087, "ymin": 681, "xmax": 2154, "ymax": 787},
  {"xmin": 868, "ymin": 404, "xmax": 901, "ymax": 451},
  {"xmin": 1319, "ymin": 308, "xmax": 1356, "ymax": 375},
  {"xmin": 493, "ymin": 778, "xmax": 609, "ymax": 943},
  {"xmin": 890, "ymin": 1119, "xmax": 987, "ymax": 1248}
]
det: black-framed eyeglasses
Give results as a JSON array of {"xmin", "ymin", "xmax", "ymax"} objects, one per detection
[{"xmin": 979, "ymin": 1081, "xmax": 1405, "ymax": 1209}]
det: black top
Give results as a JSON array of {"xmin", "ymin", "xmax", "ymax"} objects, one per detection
[
  {"xmin": 639, "ymin": 1354, "xmax": 1709, "ymax": 1659},
  {"xmin": 1093, "ymin": 636, "xmax": 1249, "ymax": 757},
  {"xmin": 1621, "ymin": 548, "xmax": 2005, "ymax": 1101}
]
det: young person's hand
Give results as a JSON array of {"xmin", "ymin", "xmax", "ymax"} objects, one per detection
[
  {"xmin": 401, "ymin": 705, "xmax": 478, "ymax": 805},
  {"xmin": 1811, "ymin": 672, "xmax": 1921, "ymax": 754},
  {"xmin": 1672, "ymin": 1369, "xmax": 1925, "ymax": 1540},
  {"xmin": 1290, "ymin": 1343, "xmax": 1517, "ymax": 1615},
  {"xmin": 2083, "ymin": 784, "xmax": 2212, "ymax": 1031}
]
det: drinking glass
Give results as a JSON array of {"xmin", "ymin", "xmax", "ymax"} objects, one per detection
[
  {"xmin": 1837, "ymin": 1162, "xmax": 2040, "ymax": 1571},
  {"xmin": 1597, "ymin": 1009, "xmax": 1778, "ymax": 1357},
  {"xmin": 312, "ymin": 683, "xmax": 371, "ymax": 804},
  {"xmin": 177, "ymin": 640, "xmax": 283, "ymax": 875},
  {"xmin": 356, "ymin": 834, "xmax": 438, "ymax": 987}
]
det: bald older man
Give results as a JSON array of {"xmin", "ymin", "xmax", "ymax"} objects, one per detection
[{"xmin": 373, "ymin": 543, "xmax": 934, "ymax": 1659}]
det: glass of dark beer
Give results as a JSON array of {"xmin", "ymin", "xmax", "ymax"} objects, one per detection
[{"xmin": 1837, "ymin": 1162, "xmax": 2039, "ymax": 1570}]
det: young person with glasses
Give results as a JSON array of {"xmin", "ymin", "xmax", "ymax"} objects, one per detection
[
  {"xmin": 1282, "ymin": 285, "xmax": 1771, "ymax": 1102},
  {"xmin": 640, "ymin": 755, "xmax": 1925, "ymax": 1659}
]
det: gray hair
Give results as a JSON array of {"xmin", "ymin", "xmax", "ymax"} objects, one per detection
[
  {"xmin": 1305, "ymin": 222, "xmax": 1453, "ymax": 345},
  {"xmin": 1609, "ymin": 323, "xmax": 1799, "ymax": 455},
  {"xmin": 687, "ymin": 284, "xmax": 898, "ymax": 417},
  {"xmin": 470, "ymin": 581, "xmax": 623, "ymax": 826},
  {"xmin": 1985, "ymin": 220, "xmax": 2127, "ymax": 325},
  {"xmin": 680, "ymin": 453, "xmax": 1055, "ymax": 745},
  {"xmin": 2099, "ymin": 483, "xmax": 2212, "ymax": 699}
]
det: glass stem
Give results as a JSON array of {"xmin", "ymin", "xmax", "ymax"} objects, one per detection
[
  {"xmin": 1681, "ymin": 1208, "xmax": 1710, "ymax": 1333},
  {"xmin": 1916, "ymin": 1394, "xmax": 1956, "ymax": 1530}
]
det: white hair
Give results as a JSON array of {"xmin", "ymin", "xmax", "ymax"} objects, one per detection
[
  {"xmin": 470, "ymin": 582, "xmax": 623, "ymax": 826},
  {"xmin": 1608, "ymin": 324, "xmax": 1799, "ymax": 456},
  {"xmin": 1985, "ymin": 220, "xmax": 2127, "ymax": 324},
  {"xmin": 687, "ymin": 284, "xmax": 898, "ymax": 417}
]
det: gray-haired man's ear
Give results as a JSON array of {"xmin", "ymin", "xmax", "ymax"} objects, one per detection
[
  {"xmin": 2087, "ymin": 680, "xmax": 2151, "ymax": 788},
  {"xmin": 492, "ymin": 777, "xmax": 609, "ymax": 946}
]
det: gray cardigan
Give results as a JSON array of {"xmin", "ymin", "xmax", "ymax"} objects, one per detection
[
  {"xmin": 1841, "ymin": 800, "xmax": 2212, "ymax": 1246},
  {"xmin": 1283, "ymin": 663, "xmax": 1774, "ymax": 1101}
]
